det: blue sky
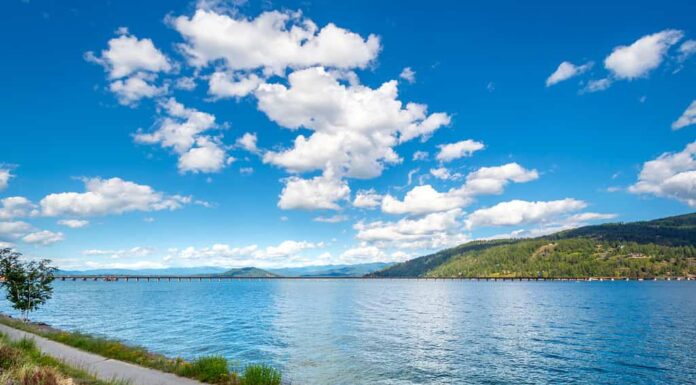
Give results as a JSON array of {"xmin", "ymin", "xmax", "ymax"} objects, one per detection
[{"xmin": 1, "ymin": 0, "xmax": 695, "ymax": 270}]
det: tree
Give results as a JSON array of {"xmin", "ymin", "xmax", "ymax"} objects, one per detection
[{"xmin": 0, "ymin": 248, "xmax": 56, "ymax": 321}]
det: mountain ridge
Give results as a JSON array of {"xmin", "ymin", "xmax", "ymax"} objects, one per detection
[{"xmin": 371, "ymin": 213, "xmax": 696, "ymax": 278}]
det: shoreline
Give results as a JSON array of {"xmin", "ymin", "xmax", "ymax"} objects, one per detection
[{"xmin": 0, "ymin": 314, "xmax": 284, "ymax": 385}]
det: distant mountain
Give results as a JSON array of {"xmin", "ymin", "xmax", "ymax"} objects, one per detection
[
  {"xmin": 56, "ymin": 267, "xmax": 228, "ymax": 276},
  {"xmin": 218, "ymin": 267, "xmax": 278, "ymax": 278},
  {"xmin": 269, "ymin": 262, "xmax": 393, "ymax": 277},
  {"xmin": 371, "ymin": 213, "xmax": 696, "ymax": 279}
]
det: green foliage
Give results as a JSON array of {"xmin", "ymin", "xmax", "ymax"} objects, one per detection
[
  {"xmin": 427, "ymin": 238, "xmax": 696, "ymax": 278},
  {"xmin": 241, "ymin": 364, "xmax": 282, "ymax": 385},
  {"xmin": 0, "ymin": 248, "xmax": 56, "ymax": 321},
  {"xmin": 177, "ymin": 356, "xmax": 231, "ymax": 383},
  {"xmin": 0, "ymin": 317, "xmax": 281, "ymax": 385},
  {"xmin": 0, "ymin": 332, "xmax": 127, "ymax": 385},
  {"xmin": 374, "ymin": 213, "xmax": 696, "ymax": 278}
]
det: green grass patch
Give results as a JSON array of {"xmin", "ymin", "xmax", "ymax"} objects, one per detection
[
  {"xmin": 0, "ymin": 316, "xmax": 284, "ymax": 385},
  {"xmin": 240, "ymin": 364, "xmax": 282, "ymax": 385},
  {"xmin": 0, "ymin": 332, "xmax": 127, "ymax": 385}
]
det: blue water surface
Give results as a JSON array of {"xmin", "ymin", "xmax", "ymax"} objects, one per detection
[{"xmin": 0, "ymin": 280, "xmax": 694, "ymax": 385}]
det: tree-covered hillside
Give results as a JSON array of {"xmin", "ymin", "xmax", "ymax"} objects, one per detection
[{"xmin": 371, "ymin": 213, "xmax": 696, "ymax": 278}]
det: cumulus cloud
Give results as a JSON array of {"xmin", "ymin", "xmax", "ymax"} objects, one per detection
[
  {"xmin": 604, "ymin": 29, "xmax": 683, "ymax": 80},
  {"xmin": 172, "ymin": 9, "xmax": 380, "ymax": 74},
  {"xmin": 0, "ymin": 197, "xmax": 38, "ymax": 220},
  {"xmin": 355, "ymin": 209, "xmax": 469, "ymax": 250},
  {"xmin": 399, "ymin": 67, "xmax": 415, "ymax": 84},
  {"xmin": 0, "ymin": 169, "xmax": 12, "ymax": 191},
  {"xmin": 134, "ymin": 98, "xmax": 230, "ymax": 173},
  {"xmin": 235, "ymin": 132, "xmax": 258, "ymax": 153},
  {"xmin": 258, "ymin": 67, "xmax": 450, "ymax": 179},
  {"xmin": 86, "ymin": 31, "xmax": 172, "ymax": 79},
  {"xmin": 382, "ymin": 163, "xmax": 538, "ymax": 215},
  {"xmin": 429, "ymin": 167, "xmax": 461, "ymax": 181},
  {"xmin": 57, "ymin": 219, "xmax": 89, "ymax": 228},
  {"xmin": 208, "ymin": 71, "xmax": 263, "ymax": 98},
  {"xmin": 22, "ymin": 230, "xmax": 65, "ymax": 246},
  {"xmin": 436, "ymin": 140, "xmax": 484, "ymax": 162},
  {"xmin": 465, "ymin": 198, "xmax": 587, "ymax": 229},
  {"xmin": 278, "ymin": 172, "xmax": 350, "ymax": 210},
  {"xmin": 628, "ymin": 141, "xmax": 696, "ymax": 207},
  {"xmin": 40, "ymin": 177, "xmax": 191, "ymax": 217},
  {"xmin": 0, "ymin": 221, "xmax": 33, "ymax": 240},
  {"xmin": 545, "ymin": 61, "xmax": 593, "ymax": 86},
  {"xmin": 165, "ymin": 240, "xmax": 324, "ymax": 268},
  {"xmin": 678, "ymin": 39, "xmax": 696, "ymax": 62},
  {"xmin": 352, "ymin": 189, "xmax": 383, "ymax": 209},
  {"xmin": 109, "ymin": 73, "xmax": 166, "ymax": 105},
  {"xmin": 672, "ymin": 100, "xmax": 696, "ymax": 130},
  {"xmin": 86, "ymin": 30, "xmax": 172, "ymax": 104}
]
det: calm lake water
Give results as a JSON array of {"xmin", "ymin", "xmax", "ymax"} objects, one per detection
[{"xmin": 1, "ymin": 280, "xmax": 695, "ymax": 384}]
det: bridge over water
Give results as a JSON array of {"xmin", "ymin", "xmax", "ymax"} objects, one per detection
[{"xmin": 56, "ymin": 275, "xmax": 694, "ymax": 282}]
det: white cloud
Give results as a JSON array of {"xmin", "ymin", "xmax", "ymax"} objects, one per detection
[
  {"xmin": 22, "ymin": 230, "xmax": 64, "ymax": 246},
  {"xmin": 436, "ymin": 140, "xmax": 484, "ymax": 162},
  {"xmin": 0, "ymin": 197, "xmax": 38, "ymax": 219},
  {"xmin": 339, "ymin": 245, "xmax": 386, "ymax": 264},
  {"xmin": 58, "ymin": 219, "xmax": 89, "ymax": 228},
  {"xmin": 278, "ymin": 172, "xmax": 350, "ymax": 210},
  {"xmin": 352, "ymin": 189, "xmax": 383, "ymax": 209},
  {"xmin": 235, "ymin": 132, "xmax": 258, "ymax": 153},
  {"xmin": 178, "ymin": 137, "xmax": 228, "ymax": 173},
  {"xmin": 412, "ymin": 151, "xmax": 428, "ymax": 161},
  {"xmin": 313, "ymin": 214, "xmax": 348, "ymax": 223},
  {"xmin": 86, "ymin": 31, "xmax": 172, "ymax": 79},
  {"xmin": 678, "ymin": 39, "xmax": 696, "ymax": 62},
  {"xmin": 209, "ymin": 71, "xmax": 262, "ymax": 98},
  {"xmin": 355, "ymin": 209, "xmax": 469, "ymax": 250},
  {"xmin": 165, "ymin": 240, "xmax": 324, "ymax": 268},
  {"xmin": 172, "ymin": 9, "xmax": 380, "ymax": 74},
  {"xmin": 40, "ymin": 177, "xmax": 190, "ymax": 217},
  {"xmin": 175, "ymin": 76, "xmax": 197, "ymax": 90},
  {"xmin": 83, "ymin": 246, "xmax": 154, "ymax": 259},
  {"xmin": 465, "ymin": 198, "xmax": 587, "ymax": 229},
  {"xmin": 0, "ymin": 241, "xmax": 14, "ymax": 249},
  {"xmin": 583, "ymin": 78, "xmax": 612, "ymax": 93},
  {"xmin": 430, "ymin": 167, "xmax": 461, "ymax": 181},
  {"xmin": 399, "ymin": 67, "xmax": 415, "ymax": 84},
  {"xmin": 382, "ymin": 163, "xmax": 538, "ymax": 215},
  {"xmin": 134, "ymin": 98, "xmax": 229, "ymax": 173},
  {"xmin": 109, "ymin": 73, "xmax": 165, "ymax": 105},
  {"xmin": 258, "ymin": 67, "xmax": 450, "ymax": 179},
  {"xmin": 628, "ymin": 141, "xmax": 696, "ymax": 207},
  {"xmin": 382, "ymin": 185, "xmax": 469, "ymax": 215},
  {"xmin": 0, "ymin": 221, "xmax": 33, "ymax": 240},
  {"xmin": 0, "ymin": 169, "xmax": 12, "ymax": 191},
  {"xmin": 604, "ymin": 29, "xmax": 683, "ymax": 79},
  {"xmin": 672, "ymin": 100, "xmax": 696, "ymax": 130},
  {"xmin": 546, "ymin": 61, "xmax": 593, "ymax": 86}
]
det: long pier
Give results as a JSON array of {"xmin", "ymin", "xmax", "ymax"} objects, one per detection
[{"xmin": 56, "ymin": 275, "xmax": 694, "ymax": 282}]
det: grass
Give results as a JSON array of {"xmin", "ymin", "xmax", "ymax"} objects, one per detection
[
  {"xmin": 0, "ymin": 332, "xmax": 128, "ymax": 385},
  {"xmin": 0, "ymin": 315, "xmax": 284, "ymax": 385}
]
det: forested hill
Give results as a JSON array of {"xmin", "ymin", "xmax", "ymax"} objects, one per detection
[{"xmin": 371, "ymin": 213, "xmax": 696, "ymax": 278}]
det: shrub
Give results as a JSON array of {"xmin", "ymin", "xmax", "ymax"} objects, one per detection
[
  {"xmin": 178, "ymin": 355, "xmax": 230, "ymax": 384},
  {"xmin": 0, "ymin": 345, "xmax": 22, "ymax": 369},
  {"xmin": 241, "ymin": 364, "xmax": 282, "ymax": 385}
]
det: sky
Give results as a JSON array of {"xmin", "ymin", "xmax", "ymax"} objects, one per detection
[{"xmin": 1, "ymin": 0, "xmax": 695, "ymax": 270}]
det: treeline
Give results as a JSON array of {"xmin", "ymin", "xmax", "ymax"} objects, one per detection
[{"xmin": 426, "ymin": 239, "xmax": 696, "ymax": 278}]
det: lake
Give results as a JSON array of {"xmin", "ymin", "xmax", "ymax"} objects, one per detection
[{"xmin": 1, "ymin": 280, "xmax": 695, "ymax": 384}]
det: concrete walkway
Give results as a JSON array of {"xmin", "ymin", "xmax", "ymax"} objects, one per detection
[{"xmin": 0, "ymin": 323, "xmax": 205, "ymax": 385}]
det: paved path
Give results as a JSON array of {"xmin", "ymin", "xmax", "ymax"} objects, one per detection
[{"xmin": 0, "ymin": 323, "xmax": 204, "ymax": 385}]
